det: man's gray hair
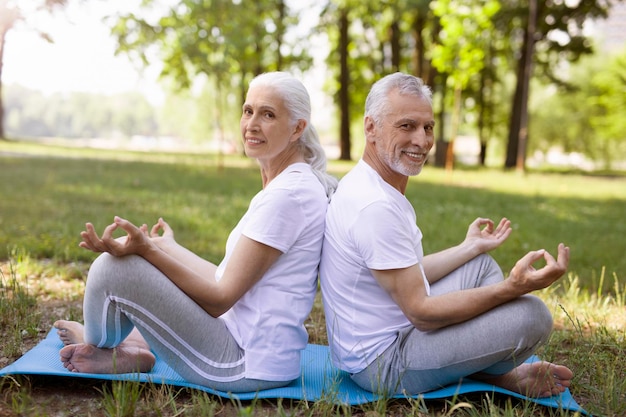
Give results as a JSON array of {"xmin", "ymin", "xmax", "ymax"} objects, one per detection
[{"xmin": 364, "ymin": 72, "xmax": 433, "ymax": 126}]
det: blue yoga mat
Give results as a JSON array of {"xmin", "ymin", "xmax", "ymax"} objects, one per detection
[{"xmin": 0, "ymin": 329, "xmax": 587, "ymax": 414}]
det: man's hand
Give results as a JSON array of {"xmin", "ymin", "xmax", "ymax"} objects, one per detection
[
  {"xmin": 508, "ymin": 243, "xmax": 570, "ymax": 294},
  {"xmin": 464, "ymin": 217, "xmax": 512, "ymax": 254}
]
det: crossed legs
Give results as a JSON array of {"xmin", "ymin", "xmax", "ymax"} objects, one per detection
[
  {"xmin": 352, "ymin": 254, "xmax": 574, "ymax": 398},
  {"xmin": 53, "ymin": 253, "xmax": 252, "ymax": 390},
  {"xmin": 54, "ymin": 321, "xmax": 155, "ymax": 374}
]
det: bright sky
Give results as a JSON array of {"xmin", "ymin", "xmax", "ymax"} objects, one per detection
[
  {"xmin": 4, "ymin": 0, "xmax": 168, "ymax": 106},
  {"xmin": 3, "ymin": 0, "xmax": 330, "ymax": 112}
]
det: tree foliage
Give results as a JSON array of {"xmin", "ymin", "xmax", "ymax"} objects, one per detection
[
  {"xmin": 500, "ymin": 0, "xmax": 614, "ymax": 169},
  {"xmin": 430, "ymin": 0, "xmax": 500, "ymax": 168},
  {"xmin": 529, "ymin": 48, "xmax": 626, "ymax": 170},
  {"xmin": 3, "ymin": 0, "xmax": 624, "ymax": 170},
  {"xmin": 110, "ymin": 0, "xmax": 312, "ymax": 108},
  {"xmin": 320, "ymin": 0, "xmax": 441, "ymax": 160}
]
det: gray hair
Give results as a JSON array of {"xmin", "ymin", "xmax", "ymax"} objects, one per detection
[
  {"xmin": 364, "ymin": 72, "xmax": 433, "ymax": 126},
  {"xmin": 249, "ymin": 72, "xmax": 337, "ymax": 198}
]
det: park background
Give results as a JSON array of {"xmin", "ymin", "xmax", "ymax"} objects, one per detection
[
  {"xmin": 1, "ymin": 0, "xmax": 625, "ymax": 416},
  {"xmin": 2, "ymin": 0, "xmax": 626, "ymax": 170}
]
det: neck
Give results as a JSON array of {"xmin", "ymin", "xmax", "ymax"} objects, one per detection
[
  {"xmin": 362, "ymin": 148, "xmax": 409, "ymax": 194},
  {"xmin": 258, "ymin": 149, "xmax": 305, "ymax": 188}
]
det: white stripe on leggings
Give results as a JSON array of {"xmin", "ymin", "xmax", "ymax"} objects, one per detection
[{"xmin": 101, "ymin": 295, "xmax": 246, "ymax": 382}]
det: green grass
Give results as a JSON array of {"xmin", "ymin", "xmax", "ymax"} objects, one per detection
[
  {"xmin": 2, "ymin": 141, "xmax": 624, "ymax": 285},
  {"xmin": 1, "ymin": 140, "xmax": 625, "ymax": 416}
]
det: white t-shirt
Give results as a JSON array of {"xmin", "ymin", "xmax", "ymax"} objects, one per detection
[
  {"xmin": 320, "ymin": 159, "xmax": 430, "ymax": 373},
  {"xmin": 216, "ymin": 162, "xmax": 328, "ymax": 381}
]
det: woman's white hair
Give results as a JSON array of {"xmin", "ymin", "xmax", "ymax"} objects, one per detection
[{"xmin": 249, "ymin": 72, "xmax": 337, "ymax": 198}]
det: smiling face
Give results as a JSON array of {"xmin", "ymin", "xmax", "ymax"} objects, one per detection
[
  {"xmin": 240, "ymin": 85, "xmax": 304, "ymax": 166},
  {"xmin": 364, "ymin": 89, "xmax": 435, "ymax": 189}
]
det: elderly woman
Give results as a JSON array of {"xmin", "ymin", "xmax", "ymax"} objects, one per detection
[{"xmin": 54, "ymin": 72, "xmax": 337, "ymax": 392}]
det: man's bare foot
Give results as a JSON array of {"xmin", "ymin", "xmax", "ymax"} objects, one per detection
[
  {"xmin": 59, "ymin": 343, "xmax": 155, "ymax": 374},
  {"xmin": 54, "ymin": 320, "xmax": 85, "ymax": 345},
  {"xmin": 484, "ymin": 361, "xmax": 574, "ymax": 398}
]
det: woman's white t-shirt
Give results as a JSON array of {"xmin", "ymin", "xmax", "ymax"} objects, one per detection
[{"xmin": 216, "ymin": 163, "xmax": 328, "ymax": 381}]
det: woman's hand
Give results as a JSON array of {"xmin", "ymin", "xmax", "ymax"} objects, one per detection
[
  {"xmin": 148, "ymin": 218, "xmax": 177, "ymax": 250},
  {"xmin": 464, "ymin": 217, "xmax": 512, "ymax": 254},
  {"xmin": 79, "ymin": 216, "xmax": 156, "ymax": 257}
]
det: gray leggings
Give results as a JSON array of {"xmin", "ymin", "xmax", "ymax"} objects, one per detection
[
  {"xmin": 351, "ymin": 254, "xmax": 554, "ymax": 395},
  {"xmin": 82, "ymin": 253, "xmax": 290, "ymax": 392}
]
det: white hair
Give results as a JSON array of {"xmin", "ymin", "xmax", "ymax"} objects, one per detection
[
  {"xmin": 365, "ymin": 72, "xmax": 433, "ymax": 126},
  {"xmin": 249, "ymin": 72, "xmax": 337, "ymax": 198}
]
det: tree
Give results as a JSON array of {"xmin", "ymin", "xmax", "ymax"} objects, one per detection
[
  {"xmin": 110, "ymin": 0, "xmax": 312, "ymax": 125},
  {"xmin": 316, "ymin": 0, "xmax": 368, "ymax": 161},
  {"xmin": 0, "ymin": 0, "xmax": 70, "ymax": 140},
  {"xmin": 320, "ymin": 0, "xmax": 440, "ymax": 161},
  {"xmin": 501, "ymin": 0, "xmax": 614, "ymax": 170},
  {"xmin": 529, "ymin": 48, "xmax": 626, "ymax": 170},
  {"xmin": 430, "ymin": 0, "xmax": 500, "ymax": 169}
]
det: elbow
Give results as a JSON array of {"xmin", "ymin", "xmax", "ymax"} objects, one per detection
[
  {"xmin": 409, "ymin": 319, "xmax": 442, "ymax": 332},
  {"xmin": 206, "ymin": 300, "xmax": 234, "ymax": 317},
  {"xmin": 405, "ymin": 308, "xmax": 447, "ymax": 332},
  {"xmin": 206, "ymin": 306, "xmax": 228, "ymax": 318},
  {"xmin": 198, "ymin": 295, "xmax": 233, "ymax": 318}
]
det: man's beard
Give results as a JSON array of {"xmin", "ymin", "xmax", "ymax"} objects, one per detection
[{"xmin": 379, "ymin": 148, "xmax": 425, "ymax": 177}]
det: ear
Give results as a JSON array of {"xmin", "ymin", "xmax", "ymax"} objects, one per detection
[
  {"xmin": 291, "ymin": 119, "xmax": 307, "ymax": 142},
  {"xmin": 364, "ymin": 116, "xmax": 377, "ymax": 143}
]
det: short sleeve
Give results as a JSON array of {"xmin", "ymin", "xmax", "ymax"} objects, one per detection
[
  {"xmin": 352, "ymin": 201, "xmax": 420, "ymax": 270},
  {"xmin": 242, "ymin": 187, "xmax": 304, "ymax": 253}
]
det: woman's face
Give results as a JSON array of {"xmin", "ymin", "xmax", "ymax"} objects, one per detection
[{"xmin": 240, "ymin": 85, "xmax": 302, "ymax": 163}]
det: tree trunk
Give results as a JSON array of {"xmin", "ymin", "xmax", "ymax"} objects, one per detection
[
  {"xmin": 412, "ymin": 13, "xmax": 426, "ymax": 79},
  {"xmin": 0, "ymin": 29, "xmax": 6, "ymax": 140},
  {"xmin": 445, "ymin": 83, "xmax": 462, "ymax": 171},
  {"xmin": 477, "ymin": 45, "xmax": 494, "ymax": 167},
  {"xmin": 389, "ymin": 21, "xmax": 400, "ymax": 72},
  {"xmin": 338, "ymin": 8, "xmax": 351, "ymax": 161},
  {"xmin": 0, "ymin": 10, "xmax": 14, "ymax": 141},
  {"xmin": 434, "ymin": 73, "xmax": 448, "ymax": 167},
  {"xmin": 477, "ymin": 68, "xmax": 487, "ymax": 166},
  {"xmin": 275, "ymin": 0, "xmax": 285, "ymax": 70},
  {"xmin": 505, "ymin": 0, "xmax": 537, "ymax": 170}
]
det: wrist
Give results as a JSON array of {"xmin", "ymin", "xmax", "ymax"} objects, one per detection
[{"xmin": 459, "ymin": 239, "xmax": 483, "ymax": 259}]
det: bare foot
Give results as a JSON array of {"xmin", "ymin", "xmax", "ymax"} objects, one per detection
[
  {"xmin": 54, "ymin": 325, "xmax": 155, "ymax": 374},
  {"xmin": 59, "ymin": 342, "xmax": 155, "ymax": 374},
  {"xmin": 484, "ymin": 361, "xmax": 574, "ymax": 398},
  {"xmin": 54, "ymin": 320, "xmax": 85, "ymax": 345}
]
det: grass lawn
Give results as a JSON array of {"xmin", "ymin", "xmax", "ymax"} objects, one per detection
[{"xmin": 1, "ymin": 140, "xmax": 624, "ymax": 416}]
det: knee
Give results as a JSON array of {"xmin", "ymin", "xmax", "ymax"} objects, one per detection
[
  {"xmin": 516, "ymin": 295, "xmax": 554, "ymax": 343},
  {"xmin": 86, "ymin": 254, "xmax": 144, "ymax": 290},
  {"xmin": 473, "ymin": 253, "xmax": 505, "ymax": 287}
]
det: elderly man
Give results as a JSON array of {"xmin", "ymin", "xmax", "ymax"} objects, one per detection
[{"xmin": 319, "ymin": 72, "xmax": 573, "ymax": 397}]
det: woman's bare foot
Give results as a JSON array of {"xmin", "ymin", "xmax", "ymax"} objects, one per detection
[
  {"xmin": 54, "ymin": 320, "xmax": 85, "ymax": 345},
  {"xmin": 59, "ymin": 342, "xmax": 155, "ymax": 374},
  {"xmin": 54, "ymin": 324, "xmax": 155, "ymax": 374},
  {"xmin": 484, "ymin": 361, "xmax": 574, "ymax": 398}
]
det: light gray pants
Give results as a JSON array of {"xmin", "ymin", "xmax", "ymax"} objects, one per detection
[
  {"xmin": 351, "ymin": 254, "xmax": 554, "ymax": 395},
  {"xmin": 82, "ymin": 253, "xmax": 290, "ymax": 392}
]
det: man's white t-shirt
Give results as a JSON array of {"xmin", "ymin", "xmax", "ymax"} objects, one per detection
[
  {"xmin": 217, "ymin": 162, "xmax": 328, "ymax": 381},
  {"xmin": 320, "ymin": 159, "xmax": 430, "ymax": 373}
]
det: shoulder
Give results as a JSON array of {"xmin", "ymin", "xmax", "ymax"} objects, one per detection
[
  {"xmin": 332, "ymin": 161, "xmax": 399, "ymax": 212},
  {"xmin": 260, "ymin": 163, "xmax": 327, "ymax": 210}
]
